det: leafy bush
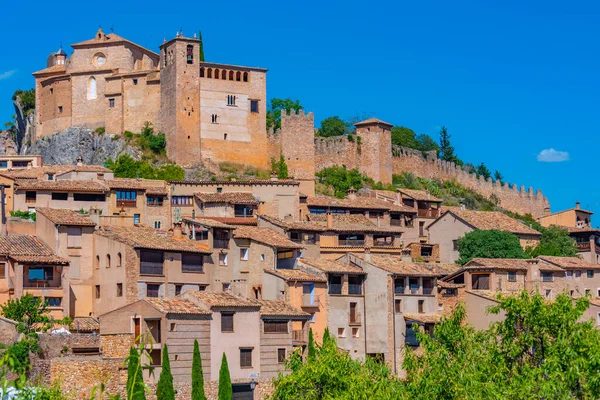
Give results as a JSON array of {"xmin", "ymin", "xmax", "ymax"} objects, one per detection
[
  {"xmin": 457, "ymin": 229, "xmax": 527, "ymax": 265},
  {"xmin": 316, "ymin": 166, "xmax": 369, "ymax": 198},
  {"xmin": 94, "ymin": 127, "xmax": 105, "ymax": 135},
  {"xmin": 12, "ymin": 89, "xmax": 35, "ymax": 116},
  {"xmin": 105, "ymin": 154, "xmax": 185, "ymax": 181},
  {"xmin": 10, "ymin": 210, "xmax": 36, "ymax": 221}
]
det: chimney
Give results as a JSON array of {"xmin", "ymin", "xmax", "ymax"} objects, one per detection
[
  {"xmin": 460, "ymin": 204, "xmax": 466, "ymax": 211},
  {"xmin": 88, "ymin": 206, "xmax": 101, "ymax": 225},
  {"xmin": 543, "ymin": 207, "xmax": 550, "ymax": 216},
  {"xmin": 326, "ymin": 211, "xmax": 333, "ymax": 230},
  {"xmin": 347, "ymin": 186, "xmax": 357, "ymax": 200},
  {"xmin": 364, "ymin": 247, "xmax": 371, "ymax": 263},
  {"xmin": 76, "ymin": 156, "xmax": 83, "ymax": 167},
  {"xmin": 270, "ymin": 174, "xmax": 278, "ymax": 182},
  {"xmin": 575, "ymin": 202, "xmax": 581, "ymax": 210},
  {"xmin": 377, "ymin": 216, "xmax": 381, "ymax": 228},
  {"xmin": 119, "ymin": 207, "xmax": 127, "ymax": 217},
  {"xmin": 173, "ymin": 222, "xmax": 183, "ymax": 238}
]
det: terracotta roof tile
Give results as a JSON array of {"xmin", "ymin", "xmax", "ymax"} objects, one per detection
[
  {"xmin": 32, "ymin": 65, "xmax": 67, "ymax": 75},
  {"xmin": 104, "ymin": 179, "xmax": 152, "ymax": 190},
  {"xmin": 307, "ymin": 196, "xmax": 389, "ymax": 210},
  {"xmin": 94, "ymin": 226, "xmax": 211, "ymax": 253},
  {"xmin": 567, "ymin": 227, "xmax": 600, "ymax": 234},
  {"xmin": 145, "ymin": 187, "xmax": 168, "ymax": 196},
  {"xmin": 307, "ymin": 214, "xmax": 404, "ymax": 233},
  {"xmin": 398, "ymin": 188, "xmax": 443, "ymax": 202},
  {"xmin": 354, "ymin": 253, "xmax": 458, "ymax": 277},
  {"xmin": 0, "ymin": 235, "xmax": 69, "ymax": 264},
  {"xmin": 264, "ymin": 268, "xmax": 327, "ymax": 282},
  {"xmin": 444, "ymin": 210, "xmax": 541, "ymax": 236},
  {"xmin": 354, "ymin": 118, "xmax": 393, "ymax": 127},
  {"xmin": 299, "ymin": 258, "xmax": 365, "ymax": 274},
  {"xmin": 71, "ymin": 32, "xmax": 159, "ymax": 57},
  {"xmin": 195, "ymin": 192, "xmax": 258, "ymax": 204},
  {"xmin": 15, "ymin": 179, "xmax": 109, "ymax": 192},
  {"xmin": 170, "ymin": 179, "xmax": 299, "ymax": 186},
  {"xmin": 437, "ymin": 281, "xmax": 465, "ymax": 289},
  {"xmin": 259, "ymin": 215, "xmax": 326, "ymax": 232},
  {"xmin": 68, "ymin": 165, "xmax": 111, "ymax": 173},
  {"xmin": 537, "ymin": 256, "xmax": 600, "ymax": 270},
  {"xmin": 36, "ymin": 207, "xmax": 96, "ymax": 226},
  {"xmin": 0, "ymin": 165, "xmax": 76, "ymax": 180},
  {"xmin": 71, "ymin": 317, "xmax": 100, "ymax": 332},
  {"xmin": 247, "ymin": 299, "xmax": 311, "ymax": 318},
  {"xmin": 233, "ymin": 226, "xmax": 303, "ymax": 248},
  {"xmin": 145, "ymin": 298, "xmax": 211, "ymax": 315},
  {"xmin": 199, "ymin": 217, "xmax": 258, "ymax": 226},
  {"xmin": 184, "ymin": 217, "xmax": 235, "ymax": 229},
  {"xmin": 465, "ymin": 258, "xmax": 536, "ymax": 271},
  {"xmin": 184, "ymin": 291, "xmax": 259, "ymax": 308},
  {"xmin": 404, "ymin": 313, "xmax": 442, "ymax": 324}
]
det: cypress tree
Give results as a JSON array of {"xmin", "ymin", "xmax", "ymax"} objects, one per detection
[
  {"xmin": 192, "ymin": 339, "xmax": 207, "ymax": 400},
  {"xmin": 278, "ymin": 155, "xmax": 288, "ymax": 179},
  {"xmin": 218, "ymin": 353, "xmax": 232, "ymax": 400},
  {"xmin": 323, "ymin": 327, "xmax": 331, "ymax": 345},
  {"xmin": 307, "ymin": 328, "xmax": 316, "ymax": 362},
  {"xmin": 156, "ymin": 345, "xmax": 175, "ymax": 400},
  {"xmin": 199, "ymin": 31, "xmax": 205, "ymax": 61},
  {"xmin": 126, "ymin": 347, "xmax": 137, "ymax": 396},
  {"xmin": 126, "ymin": 346, "xmax": 146, "ymax": 400}
]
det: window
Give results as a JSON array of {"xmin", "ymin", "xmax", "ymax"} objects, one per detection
[
  {"xmin": 260, "ymin": 254, "xmax": 265, "ymax": 261},
  {"xmin": 250, "ymin": 100, "xmax": 259, "ymax": 113},
  {"xmin": 45, "ymin": 297, "xmax": 61, "ymax": 307},
  {"xmin": 452, "ymin": 240, "xmax": 458, "ymax": 251},
  {"xmin": 545, "ymin": 289, "xmax": 552, "ymax": 299},
  {"xmin": 211, "ymin": 114, "xmax": 218, "ymax": 124},
  {"xmin": 73, "ymin": 193, "xmax": 105, "ymax": 201},
  {"xmin": 277, "ymin": 251, "xmax": 294, "ymax": 260},
  {"xmin": 508, "ymin": 271, "xmax": 517, "ymax": 282},
  {"xmin": 337, "ymin": 328, "xmax": 345, "ymax": 338},
  {"xmin": 50, "ymin": 88, "xmax": 54, "ymax": 94},
  {"xmin": 109, "ymin": 98, "xmax": 115, "ymax": 108},
  {"xmin": 146, "ymin": 284, "xmax": 160, "ymax": 298},
  {"xmin": 223, "ymin": 133, "xmax": 228, "ymax": 140},
  {"xmin": 221, "ymin": 313, "xmax": 234, "ymax": 332},
  {"xmin": 236, "ymin": 71, "xmax": 241, "ymax": 81},
  {"xmin": 422, "ymin": 278, "xmax": 434, "ymax": 295},
  {"xmin": 277, "ymin": 348, "xmax": 286, "ymax": 364},
  {"xmin": 207, "ymin": 68, "xmax": 212, "ymax": 78},
  {"xmin": 405, "ymin": 323, "xmax": 419, "ymax": 346},
  {"xmin": 219, "ymin": 253, "xmax": 228, "ymax": 266},
  {"xmin": 200, "ymin": 67, "xmax": 205, "ymax": 77},
  {"xmin": 243, "ymin": 72, "xmax": 249, "ymax": 82},
  {"xmin": 264, "ymin": 321, "xmax": 288, "ymax": 333},
  {"xmin": 352, "ymin": 328, "xmax": 360, "ymax": 338},
  {"xmin": 418, "ymin": 300, "xmax": 425, "ymax": 313},
  {"xmin": 394, "ymin": 277, "xmax": 405, "ymax": 294},
  {"xmin": 175, "ymin": 284, "xmax": 183, "ymax": 296},
  {"xmin": 438, "ymin": 303, "xmax": 444, "ymax": 311},
  {"xmin": 240, "ymin": 348, "xmax": 252, "ymax": 368},
  {"xmin": 395, "ymin": 299, "xmax": 402, "ymax": 313},
  {"xmin": 25, "ymin": 191, "xmax": 36, "ymax": 203},
  {"xmin": 140, "ymin": 250, "xmax": 164, "ymax": 275},
  {"xmin": 28, "ymin": 266, "xmax": 53, "ymax": 281},
  {"xmin": 541, "ymin": 272, "xmax": 553, "ymax": 282},
  {"xmin": 149, "ymin": 349, "xmax": 162, "ymax": 366},
  {"xmin": 52, "ymin": 192, "xmax": 68, "ymax": 201},
  {"xmin": 214, "ymin": 69, "xmax": 220, "ymax": 79},
  {"xmin": 227, "ymin": 95, "xmax": 236, "ymax": 106},
  {"xmin": 58, "ymin": 106, "xmax": 63, "ymax": 113},
  {"xmin": 67, "ymin": 227, "xmax": 82, "ymax": 248},
  {"xmin": 116, "ymin": 283, "xmax": 123, "ymax": 297},
  {"xmin": 147, "ymin": 196, "xmax": 164, "ymax": 207},
  {"xmin": 216, "ymin": 187, "xmax": 223, "ymax": 193},
  {"xmin": 132, "ymin": 78, "xmax": 138, "ymax": 85},
  {"xmin": 587, "ymin": 270, "xmax": 594, "ymax": 279},
  {"xmin": 585, "ymin": 288, "xmax": 591, "ymax": 297},
  {"xmin": 409, "ymin": 278, "xmax": 419, "ymax": 294},
  {"xmin": 117, "ymin": 253, "xmax": 122, "ymax": 267},
  {"xmin": 95, "ymin": 255, "xmax": 100, "ymax": 269},
  {"xmin": 182, "ymin": 253, "xmax": 204, "ymax": 273},
  {"xmin": 222, "ymin": 282, "xmax": 231, "ymax": 291},
  {"xmin": 154, "ymin": 221, "xmax": 161, "ymax": 229},
  {"xmin": 348, "ymin": 275, "xmax": 363, "ymax": 295},
  {"xmin": 240, "ymin": 248, "xmax": 249, "ymax": 261},
  {"xmin": 47, "ymin": 174, "xmax": 54, "ymax": 180},
  {"xmin": 95, "ymin": 285, "xmax": 100, "ymax": 299},
  {"xmin": 1, "ymin": 262, "xmax": 7, "ymax": 278},
  {"xmin": 472, "ymin": 274, "xmax": 490, "ymax": 290},
  {"xmin": 186, "ymin": 45, "xmax": 194, "ymax": 64},
  {"xmin": 88, "ymin": 77, "xmax": 97, "ymax": 100},
  {"xmin": 116, "ymin": 190, "xmax": 137, "ymax": 204},
  {"xmin": 349, "ymin": 302, "xmax": 359, "ymax": 323},
  {"xmin": 234, "ymin": 204, "xmax": 254, "ymax": 217},
  {"xmin": 328, "ymin": 275, "xmax": 342, "ymax": 295},
  {"xmin": 567, "ymin": 271, "xmax": 573, "ymax": 280},
  {"xmin": 134, "ymin": 214, "xmax": 140, "ymax": 224},
  {"xmin": 575, "ymin": 270, "xmax": 582, "ymax": 279},
  {"xmin": 171, "ymin": 196, "xmax": 193, "ymax": 206}
]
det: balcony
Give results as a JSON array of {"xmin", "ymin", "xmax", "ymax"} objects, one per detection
[
  {"xmin": 576, "ymin": 242, "xmax": 591, "ymax": 251},
  {"xmin": 339, "ymin": 239, "xmax": 365, "ymax": 247},
  {"xmin": 140, "ymin": 261, "xmax": 163, "ymax": 276},
  {"xmin": 348, "ymin": 284, "xmax": 362, "ymax": 295},
  {"xmin": 373, "ymin": 240, "xmax": 395, "ymax": 247},
  {"xmin": 25, "ymin": 280, "xmax": 61, "ymax": 289},
  {"xmin": 417, "ymin": 209, "xmax": 439, "ymax": 218},
  {"xmin": 213, "ymin": 239, "xmax": 229, "ymax": 249},
  {"xmin": 302, "ymin": 294, "xmax": 319, "ymax": 307},
  {"xmin": 116, "ymin": 199, "xmax": 136, "ymax": 208},
  {"xmin": 328, "ymin": 284, "xmax": 342, "ymax": 295},
  {"xmin": 390, "ymin": 219, "xmax": 402, "ymax": 227},
  {"xmin": 292, "ymin": 330, "xmax": 305, "ymax": 344}
]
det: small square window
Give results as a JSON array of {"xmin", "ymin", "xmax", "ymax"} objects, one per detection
[
  {"xmin": 116, "ymin": 283, "xmax": 123, "ymax": 297},
  {"xmin": 337, "ymin": 328, "xmax": 345, "ymax": 338},
  {"xmin": 219, "ymin": 253, "xmax": 228, "ymax": 266},
  {"xmin": 394, "ymin": 299, "xmax": 402, "ymax": 313},
  {"xmin": 545, "ymin": 289, "xmax": 552, "ymax": 299},
  {"xmin": 222, "ymin": 282, "xmax": 231, "ymax": 291},
  {"xmin": 418, "ymin": 300, "xmax": 425, "ymax": 313},
  {"xmin": 250, "ymin": 100, "xmax": 259, "ymax": 113},
  {"xmin": 452, "ymin": 240, "xmax": 458, "ymax": 251},
  {"xmin": 95, "ymin": 285, "xmax": 101, "ymax": 299},
  {"xmin": 147, "ymin": 284, "xmax": 160, "ymax": 298},
  {"xmin": 352, "ymin": 327, "xmax": 359, "ymax": 338},
  {"xmin": 575, "ymin": 270, "xmax": 582, "ymax": 279},
  {"xmin": 587, "ymin": 270, "xmax": 594, "ymax": 279},
  {"xmin": 222, "ymin": 313, "xmax": 234, "ymax": 332},
  {"xmin": 170, "ymin": 323, "xmax": 176, "ymax": 332},
  {"xmin": 58, "ymin": 106, "xmax": 63, "ymax": 113},
  {"xmin": 240, "ymin": 348, "xmax": 252, "ymax": 368},
  {"xmin": 260, "ymin": 254, "xmax": 265, "ymax": 261},
  {"xmin": 438, "ymin": 303, "xmax": 443, "ymax": 311},
  {"xmin": 216, "ymin": 187, "xmax": 223, "ymax": 193},
  {"xmin": 507, "ymin": 271, "xmax": 516, "ymax": 282},
  {"xmin": 175, "ymin": 284, "xmax": 183, "ymax": 296},
  {"xmin": 277, "ymin": 348, "xmax": 286, "ymax": 364},
  {"xmin": 109, "ymin": 98, "xmax": 115, "ymax": 108},
  {"xmin": 585, "ymin": 288, "xmax": 591, "ymax": 297},
  {"xmin": 133, "ymin": 78, "xmax": 138, "ymax": 85},
  {"xmin": 240, "ymin": 248, "xmax": 249, "ymax": 261}
]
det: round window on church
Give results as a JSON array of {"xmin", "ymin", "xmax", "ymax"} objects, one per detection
[{"xmin": 94, "ymin": 53, "xmax": 106, "ymax": 66}]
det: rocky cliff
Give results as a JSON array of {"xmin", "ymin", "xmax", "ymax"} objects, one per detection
[
  {"xmin": 13, "ymin": 93, "xmax": 35, "ymax": 153},
  {"xmin": 25, "ymin": 127, "xmax": 140, "ymax": 165}
]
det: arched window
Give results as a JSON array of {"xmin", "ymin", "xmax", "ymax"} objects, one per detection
[
  {"xmin": 221, "ymin": 70, "xmax": 226, "ymax": 80},
  {"xmin": 200, "ymin": 67, "xmax": 205, "ymax": 77},
  {"xmin": 236, "ymin": 71, "xmax": 241, "ymax": 81},
  {"xmin": 187, "ymin": 45, "xmax": 194, "ymax": 64},
  {"xmin": 229, "ymin": 71, "xmax": 234, "ymax": 80},
  {"xmin": 106, "ymin": 254, "xmax": 111, "ymax": 268},
  {"xmin": 117, "ymin": 253, "xmax": 122, "ymax": 267},
  {"xmin": 95, "ymin": 255, "xmax": 100, "ymax": 269},
  {"xmin": 88, "ymin": 77, "xmax": 97, "ymax": 100},
  {"xmin": 243, "ymin": 72, "xmax": 248, "ymax": 82},
  {"xmin": 207, "ymin": 68, "xmax": 212, "ymax": 78},
  {"xmin": 214, "ymin": 69, "xmax": 219, "ymax": 79}
]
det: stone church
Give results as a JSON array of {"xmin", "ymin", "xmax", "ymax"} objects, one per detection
[{"xmin": 33, "ymin": 29, "xmax": 268, "ymax": 167}]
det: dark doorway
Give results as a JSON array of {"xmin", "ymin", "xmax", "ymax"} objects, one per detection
[{"xmin": 232, "ymin": 383, "xmax": 253, "ymax": 399}]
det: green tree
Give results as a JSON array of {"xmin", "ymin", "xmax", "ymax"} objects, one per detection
[
  {"xmin": 475, "ymin": 162, "xmax": 491, "ymax": 180},
  {"xmin": 157, "ymin": 344, "xmax": 175, "ymax": 400},
  {"xmin": 278, "ymin": 155, "xmax": 289, "ymax": 179},
  {"xmin": 105, "ymin": 154, "xmax": 185, "ymax": 181},
  {"xmin": 199, "ymin": 31, "xmax": 205, "ymax": 61},
  {"xmin": 415, "ymin": 134, "xmax": 440, "ymax": 153},
  {"xmin": 528, "ymin": 225, "xmax": 578, "ymax": 257},
  {"xmin": 218, "ymin": 353, "xmax": 232, "ymax": 400},
  {"xmin": 307, "ymin": 328, "xmax": 316, "ymax": 362},
  {"xmin": 192, "ymin": 339, "xmax": 207, "ymax": 400},
  {"xmin": 322, "ymin": 328, "xmax": 331, "ymax": 344},
  {"xmin": 318, "ymin": 116, "xmax": 348, "ymax": 137},
  {"xmin": 494, "ymin": 170, "xmax": 504, "ymax": 183},
  {"xmin": 315, "ymin": 166, "xmax": 372, "ymax": 198},
  {"xmin": 266, "ymin": 98, "xmax": 303, "ymax": 132},
  {"xmin": 438, "ymin": 126, "xmax": 462, "ymax": 166},
  {"xmin": 457, "ymin": 229, "xmax": 527, "ymax": 265},
  {"xmin": 1, "ymin": 293, "xmax": 50, "ymax": 335},
  {"xmin": 126, "ymin": 346, "xmax": 146, "ymax": 400},
  {"xmin": 391, "ymin": 126, "xmax": 418, "ymax": 148}
]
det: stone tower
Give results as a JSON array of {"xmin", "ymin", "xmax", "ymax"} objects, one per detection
[
  {"xmin": 281, "ymin": 110, "xmax": 316, "ymax": 195},
  {"xmin": 355, "ymin": 118, "xmax": 393, "ymax": 185},
  {"xmin": 159, "ymin": 34, "xmax": 202, "ymax": 166}
]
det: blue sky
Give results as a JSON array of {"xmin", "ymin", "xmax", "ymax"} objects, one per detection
[{"xmin": 1, "ymin": 0, "xmax": 598, "ymax": 224}]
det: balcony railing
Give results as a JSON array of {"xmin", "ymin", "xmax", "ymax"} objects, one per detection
[
  {"xmin": 417, "ymin": 209, "xmax": 439, "ymax": 218},
  {"xmin": 140, "ymin": 262, "xmax": 163, "ymax": 276},
  {"xmin": 576, "ymin": 242, "xmax": 591, "ymax": 251},
  {"xmin": 349, "ymin": 312, "xmax": 362, "ymax": 325},
  {"xmin": 339, "ymin": 239, "xmax": 365, "ymax": 247},
  {"xmin": 302, "ymin": 294, "xmax": 319, "ymax": 307},
  {"xmin": 292, "ymin": 330, "xmax": 305, "ymax": 343},
  {"xmin": 25, "ymin": 198, "xmax": 36, "ymax": 204},
  {"xmin": 182, "ymin": 264, "xmax": 204, "ymax": 273},
  {"xmin": 390, "ymin": 219, "xmax": 402, "ymax": 226},
  {"xmin": 116, "ymin": 200, "xmax": 137, "ymax": 208},
  {"xmin": 25, "ymin": 280, "xmax": 61, "ymax": 289},
  {"xmin": 373, "ymin": 240, "xmax": 395, "ymax": 247},
  {"xmin": 328, "ymin": 284, "xmax": 342, "ymax": 295},
  {"xmin": 213, "ymin": 239, "xmax": 229, "ymax": 249},
  {"xmin": 348, "ymin": 284, "xmax": 362, "ymax": 295}
]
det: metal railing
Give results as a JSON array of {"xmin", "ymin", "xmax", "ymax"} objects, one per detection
[
  {"xmin": 339, "ymin": 239, "xmax": 365, "ymax": 246},
  {"xmin": 182, "ymin": 264, "xmax": 204, "ymax": 273},
  {"xmin": 348, "ymin": 284, "xmax": 362, "ymax": 295},
  {"xmin": 116, "ymin": 200, "xmax": 137, "ymax": 208},
  {"xmin": 417, "ymin": 209, "xmax": 439, "ymax": 218},
  {"xmin": 140, "ymin": 262, "xmax": 163, "ymax": 276},
  {"xmin": 373, "ymin": 240, "xmax": 395, "ymax": 247},
  {"xmin": 25, "ymin": 280, "xmax": 61, "ymax": 288},
  {"xmin": 328, "ymin": 284, "xmax": 342, "ymax": 295},
  {"xmin": 576, "ymin": 242, "xmax": 591, "ymax": 251},
  {"xmin": 213, "ymin": 239, "xmax": 229, "ymax": 249}
]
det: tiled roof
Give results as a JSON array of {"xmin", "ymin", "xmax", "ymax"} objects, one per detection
[
  {"xmin": 541, "ymin": 207, "xmax": 594, "ymax": 218},
  {"xmin": 32, "ymin": 64, "xmax": 67, "ymax": 75},
  {"xmin": 36, "ymin": 207, "xmax": 96, "ymax": 226},
  {"xmin": 567, "ymin": 227, "xmax": 600, "ymax": 234},
  {"xmin": 145, "ymin": 187, "xmax": 168, "ymax": 196},
  {"xmin": 537, "ymin": 256, "xmax": 600, "ymax": 270},
  {"xmin": 195, "ymin": 192, "xmax": 258, "ymax": 205},
  {"xmin": 398, "ymin": 188, "xmax": 443, "ymax": 202},
  {"xmin": 299, "ymin": 258, "xmax": 365, "ymax": 274},
  {"xmin": 307, "ymin": 196, "xmax": 390, "ymax": 210},
  {"xmin": 465, "ymin": 258, "xmax": 536, "ymax": 271},
  {"xmin": 264, "ymin": 268, "xmax": 327, "ymax": 282},
  {"xmin": 0, "ymin": 165, "xmax": 76, "ymax": 180},
  {"xmin": 354, "ymin": 253, "xmax": 458, "ymax": 277},
  {"xmin": 183, "ymin": 217, "xmax": 235, "ymax": 229},
  {"xmin": 354, "ymin": 118, "xmax": 393, "ymax": 127},
  {"xmin": 0, "ymin": 235, "xmax": 69, "ymax": 264},
  {"xmin": 404, "ymin": 313, "xmax": 443, "ymax": 324},
  {"xmin": 443, "ymin": 210, "xmax": 541, "ymax": 236},
  {"xmin": 68, "ymin": 165, "xmax": 111, "ymax": 173},
  {"xmin": 199, "ymin": 217, "xmax": 258, "ymax": 226},
  {"xmin": 15, "ymin": 179, "xmax": 109, "ymax": 192},
  {"xmin": 145, "ymin": 298, "xmax": 211, "ymax": 315},
  {"xmin": 170, "ymin": 179, "xmax": 299, "ymax": 186},
  {"xmin": 259, "ymin": 215, "xmax": 326, "ymax": 232},
  {"xmin": 438, "ymin": 281, "xmax": 465, "ymax": 289},
  {"xmin": 465, "ymin": 290, "xmax": 502, "ymax": 302},
  {"xmin": 71, "ymin": 317, "xmax": 100, "ymax": 333},
  {"xmin": 71, "ymin": 32, "xmax": 159, "ymax": 57},
  {"xmin": 104, "ymin": 179, "xmax": 151, "ymax": 190},
  {"xmin": 184, "ymin": 291, "xmax": 259, "ymax": 308},
  {"xmin": 306, "ymin": 214, "xmax": 404, "ymax": 233},
  {"xmin": 233, "ymin": 226, "xmax": 303, "ymax": 249},
  {"xmin": 248, "ymin": 299, "xmax": 311, "ymax": 318},
  {"xmin": 95, "ymin": 226, "xmax": 211, "ymax": 253}
]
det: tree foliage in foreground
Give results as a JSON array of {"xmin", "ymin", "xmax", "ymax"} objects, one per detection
[
  {"xmin": 527, "ymin": 225, "xmax": 578, "ymax": 257},
  {"xmin": 218, "ymin": 353, "xmax": 232, "ymax": 400},
  {"xmin": 273, "ymin": 291, "xmax": 600, "ymax": 399},
  {"xmin": 156, "ymin": 344, "xmax": 175, "ymax": 400},
  {"xmin": 191, "ymin": 339, "xmax": 207, "ymax": 400},
  {"xmin": 457, "ymin": 229, "xmax": 527, "ymax": 265}
]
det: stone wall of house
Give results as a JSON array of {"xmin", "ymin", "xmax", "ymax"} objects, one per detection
[
  {"xmin": 101, "ymin": 334, "xmax": 134, "ymax": 359},
  {"xmin": 37, "ymin": 333, "xmax": 100, "ymax": 358}
]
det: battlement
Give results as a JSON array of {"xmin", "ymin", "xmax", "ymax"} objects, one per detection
[{"xmin": 281, "ymin": 109, "xmax": 314, "ymax": 119}]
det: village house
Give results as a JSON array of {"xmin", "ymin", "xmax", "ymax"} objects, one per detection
[
  {"xmin": 538, "ymin": 202, "xmax": 593, "ymax": 229},
  {"xmin": 194, "ymin": 192, "xmax": 258, "ymax": 219},
  {"xmin": 35, "ymin": 207, "xmax": 96, "ymax": 317},
  {"xmin": 104, "ymin": 178, "xmax": 170, "ymax": 228},
  {"xmin": 0, "ymin": 234, "xmax": 70, "ymax": 318},
  {"xmin": 397, "ymin": 188, "xmax": 443, "ymax": 242},
  {"xmin": 428, "ymin": 209, "xmax": 542, "ymax": 263}
]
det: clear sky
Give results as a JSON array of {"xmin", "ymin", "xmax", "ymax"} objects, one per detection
[{"xmin": 1, "ymin": 0, "xmax": 598, "ymax": 224}]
